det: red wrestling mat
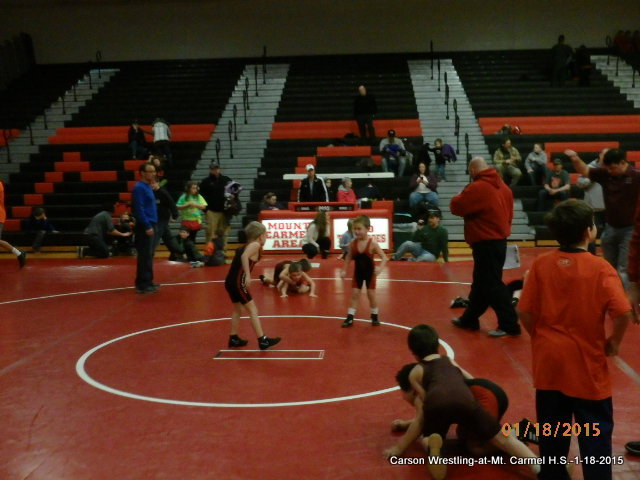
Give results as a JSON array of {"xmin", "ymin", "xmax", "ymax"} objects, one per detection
[{"xmin": 1, "ymin": 250, "xmax": 639, "ymax": 479}]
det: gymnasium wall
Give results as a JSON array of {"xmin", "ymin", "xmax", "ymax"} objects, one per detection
[{"xmin": 0, "ymin": 0, "xmax": 638, "ymax": 64}]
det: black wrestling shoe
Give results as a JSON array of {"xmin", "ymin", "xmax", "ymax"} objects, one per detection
[
  {"xmin": 228, "ymin": 336, "xmax": 249, "ymax": 348},
  {"xmin": 371, "ymin": 314, "xmax": 380, "ymax": 326},
  {"xmin": 258, "ymin": 336, "xmax": 281, "ymax": 350},
  {"xmin": 515, "ymin": 418, "xmax": 539, "ymax": 445},
  {"xmin": 342, "ymin": 314, "xmax": 354, "ymax": 328}
]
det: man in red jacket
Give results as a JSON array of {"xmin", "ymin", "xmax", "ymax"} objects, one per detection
[{"xmin": 450, "ymin": 157, "xmax": 520, "ymax": 337}]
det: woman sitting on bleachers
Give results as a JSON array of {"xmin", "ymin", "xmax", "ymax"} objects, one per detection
[
  {"xmin": 408, "ymin": 162, "xmax": 439, "ymax": 209},
  {"xmin": 337, "ymin": 177, "xmax": 357, "ymax": 204}
]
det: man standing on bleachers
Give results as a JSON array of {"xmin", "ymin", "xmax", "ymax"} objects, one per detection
[
  {"xmin": 567, "ymin": 148, "xmax": 640, "ymax": 289},
  {"xmin": 298, "ymin": 164, "xmax": 329, "ymax": 203},
  {"xmin": 353, "ymin": 85, "xmax": 377, "ymax": 145}
]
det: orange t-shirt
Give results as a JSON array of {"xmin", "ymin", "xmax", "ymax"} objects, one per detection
[
  {"xmin": 518, "ymin": 249, "xmax": 630, "ymax": 400},
  {"xmin": 0, "ymin": 180, "xmax": 6, "ymax": 224}
]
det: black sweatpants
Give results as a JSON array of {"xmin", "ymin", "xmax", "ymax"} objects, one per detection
[{"xmin": 459, "ymin": 239, "xmax": 520, "ymax": 334}]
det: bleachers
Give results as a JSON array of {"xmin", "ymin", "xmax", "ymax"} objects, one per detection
[
  {"xmin": 0, "ymin": 64, "xmax": 88, "ymax": 131},
  {"xmin": 244, "ymin": 55, "xmax": 422, "ymax": 228},
  {"xmin": 454, "ymin": 50, "xmax": 640, "ymax": 241},
  {"xmin": 1, "ymin": 60, "xmax": 244, "ymax": 247}
]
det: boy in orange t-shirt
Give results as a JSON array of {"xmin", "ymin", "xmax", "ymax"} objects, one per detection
[{"xmin": 519, "ymin": 199, "xmax": 632, "ymax": 480}]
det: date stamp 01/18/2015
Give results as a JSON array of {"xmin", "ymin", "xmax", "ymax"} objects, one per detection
[{"xmin": 502, "ymin": 421, "xmax": 602, "ymax": 438}]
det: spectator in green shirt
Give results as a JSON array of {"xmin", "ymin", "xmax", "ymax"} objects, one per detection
[{"xmin": 392, "ymin": 213, "xmax": 448, "ymax": 262}]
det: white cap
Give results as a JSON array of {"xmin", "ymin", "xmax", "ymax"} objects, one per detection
[{"xmin": 305, "ymin": 164, "xmax": 315, "ymax": 171}]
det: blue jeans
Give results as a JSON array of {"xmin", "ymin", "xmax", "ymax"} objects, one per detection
[
  {"xmin": 536, "ymin": 390, "xmax": 613, "ymax": 480},
  {"xmin": 409, "ymin": 191, "xmax": 439, "ymax": 209},
  {"xmin": 600, "ymin": 224, "xmax": 632, "ymax": 289},
  {"xmin": 382, "ymin": 155, "xmax": 407, "ymax": 177},
  {"xmin": 435, "ymin": 163, "xmax": 446, "ymax": 181},
  {"xmin": 392, "ymin": 241, "xmax": 436, "ymax": 261}
]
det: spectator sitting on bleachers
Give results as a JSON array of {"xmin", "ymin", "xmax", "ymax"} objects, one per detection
[
  {"xmin": 337, "ymin": 177, "xmax": 357, "ymax": 203},
  {"xmin": 260, "ymin": 192, "xmax": 284, "ymax": 211},
  {"xmin": 298, "ymin": 164, "xmax": 329, "ymax": 202},
  {"xmin": 493, "ymin": 138, "xmax": 522, "ymax": 187},
  {"xmin": 128, "ymin": 120, "xmax": 149, "ymax": 160},
  {"xmin": 380, "ymin": 130, "xmax": 407, "ymax": 177},
  {"xmin": 409, "ymin": 162, "xmax": 439, "ymax": 209},
  {"xmin": 25, "ymin": 207, "xmax": 59, "ymax": 253},
  {"xmin": 525, "ymin": 143, "xmax": 548, "ymax": 186},
  {"xmin": 537, "ymin": 159, "xmax": 570, "ymax": 211},
  {"xmin": 391, "ymin": 213, "xmax": 448, "ymax": 262},
  {"xmin": 325, "ymin": 178, "xmax": 337, "ymax": 201},
  {"xmin": 78, "ymin": 202, "xmax": 132, "ymax": 259}
]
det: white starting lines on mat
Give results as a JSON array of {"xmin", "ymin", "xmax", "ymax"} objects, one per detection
[{"xmin": 215, "ymin": 349, "xmax": 325, "ymax": 360}]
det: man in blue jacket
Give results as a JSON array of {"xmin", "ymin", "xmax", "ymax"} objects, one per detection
[{"xmin": 133, "ymin": 163, "xmax": 159, "ymax": 293}]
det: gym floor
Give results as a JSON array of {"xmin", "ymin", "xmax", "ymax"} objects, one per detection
[{"xmin": 1, "ymin": 248, "xmax": 639, "ymax": 480}]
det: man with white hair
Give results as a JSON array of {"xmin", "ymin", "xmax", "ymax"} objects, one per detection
[{"xmin": 450, "ymin": 156, "xmax": 521, "ymax": 337}]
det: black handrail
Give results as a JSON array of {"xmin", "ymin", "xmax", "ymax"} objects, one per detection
[
  {"xmin": 453, "ymin": 98, "xmax": 458, "ymax": 118},
  {"xmin": 228, "ymin": 121, "xmax": 234, "ymax": 159},
  {"xmin": 95, "ymin": 51, "xmax": 102, "ymax": 78},
  {"xmin": 42, "ymin": 104, "xmax": 48, "ymax": 130},
  {"xmin": 616, "ymin": 56, "xmax": 619, "ymax": 77},
  {"xmin": 243, "ymin": 90, "xmax": 249, "ymax": 124},
  {"xmin": 244, "ymin": 77, "xmax": 250, "ymax": 110},
  {"xmin": 605, "ymin": 35, "xmax": 612, "ymax": 66},
  {"xmin": 215, "ymin": 138, "xmax": 221, "ymax": 164},
  {"xmin": 430, "ymin": 40, "xmax": 434, "ymax": 80},
  {"xmin": 464, "ymin": 133, "xmax": 471, "ymax": 174},
  {"xmin": 232, "ymin": 104, "xmax": 238, "ymax": 140},
  {"xmin": 437, "ymin": 58, "xmax": 441, "ymax": 92},
  {"xmin": 445, "ymin": 84, "xmax": 449, "ymax": 120},
  {"xmin": 87, "ymin": 61, "xmax": 93, "ymax": 89},
  {"xmin": 28, "ymin": 124, "xmax": 33, "ymax": 145},
  {"xmin": 633, "ymin": 68, "xmax": 636, "ymax": 88},
  {"xmin": 73, "ymin": 84, "xmax": 77, "ymax": 102},
  {"xmin": 61, "ymin": 95, "xmax": 66, "ymax": 115},
  {"xmin": 262, "ymin": 45, "xmax": 267, "ymax": 84},
  {"xmin": 254, "ymin": 65, "xmax": 259, "ymax": 96}
]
